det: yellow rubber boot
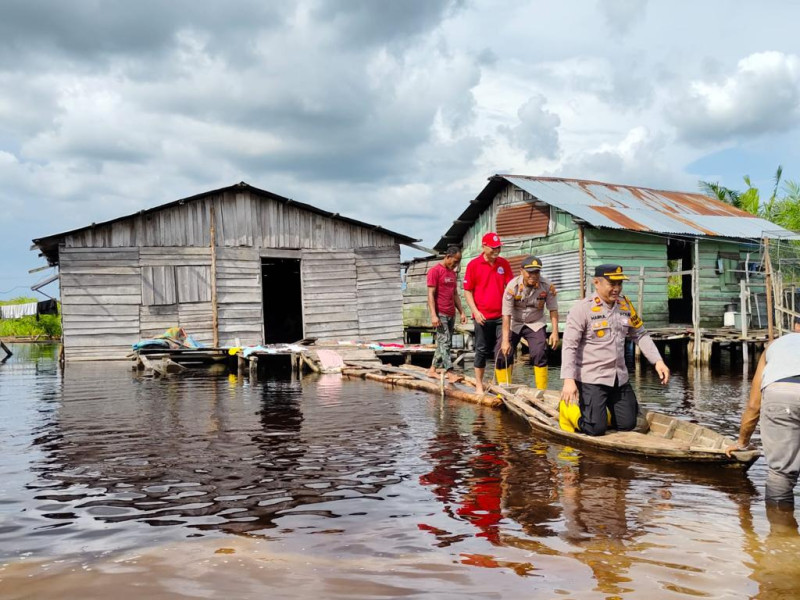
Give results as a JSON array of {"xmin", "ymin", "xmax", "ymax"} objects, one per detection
[
  {"xmin": 558, "ymin": 401, "xmax": 611, "ymax": 432},
  {"xmin": 495, "ymin": 367, "xmax": 512, "ymax": 385},
  {"xmin": 559, "ymin": 400, "xmax": 581, "ymax": 432},
  {"xmin": 534, "ymin": 366, "xmax": 548, "ymax": 391}
]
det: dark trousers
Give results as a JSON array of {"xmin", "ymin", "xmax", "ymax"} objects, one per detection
[
  {"xmin": 577, "ymin": 380, "xmax": 638, "ymax": 436},
  {"xmin": 496, "ymin": 325, "xmax": 547, "ymax": 370},
  {"xmin": 473, "ymin": 317, "xmax": 502, "ymax": 369}
]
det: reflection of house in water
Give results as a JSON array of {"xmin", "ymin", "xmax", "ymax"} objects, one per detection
[
  {"xmin": 418, "ymin": 403, "xmax": 507, "ymax": 546},
  {"xmin": 29, "ymin": 366, "xmax": 407, "ymax": 537}
]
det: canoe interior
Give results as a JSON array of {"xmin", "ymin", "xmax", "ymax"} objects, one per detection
[{"xmin": 504, "ymin": 387, "xmax": 760, "ymax": 469}]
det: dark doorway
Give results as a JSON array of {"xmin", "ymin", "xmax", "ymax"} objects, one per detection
[
  {"xmin": 261, "ymin": 258, "xmax": 303, "ymax": 343},
  {"xmin": 667, "ymin": 239, "xmax": 693, "ymax": 324}
]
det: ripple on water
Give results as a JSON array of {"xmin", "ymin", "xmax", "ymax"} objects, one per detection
[{"xmin": 0, "ymin": 343, "xmax": 797, "ymax": 598}]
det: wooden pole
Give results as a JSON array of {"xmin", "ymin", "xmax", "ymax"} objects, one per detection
[
  {"xmin": 693, "ymin": 238, "xmax": 701, "ymax": 363},
  {"xmin": 210, "ymin": 199, "xmax": 219, "ymax": 347},
  {"xmin": 578, "ymin": 224, "xmax": 586, "ymax": 299},
  {"xmin": 764, "ymin": 238, "xmax": 774, "ymax": 342},
  {"xmin": 740, "ymin": 279, "xmax": 748, "ymax": 365},
  {"xmin": 637, "ymin": 266, "xmax": 645, "ymax": 319},
  {"xmin": 775, "ymin": 270, "xmax": 783, "ymax": 336}
]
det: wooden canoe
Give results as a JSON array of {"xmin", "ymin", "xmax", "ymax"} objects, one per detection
[{"xmin": 501, "ymin": 385, "xmax": 760, "ymax": 470}]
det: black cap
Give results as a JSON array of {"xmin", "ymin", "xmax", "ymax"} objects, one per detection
[
  {"xmin": 594, "ymin": 264, "xmax": 629, "ymax": 281},
  {"xmin": 521, "ymin": 255, "xmax": 542, "ymax": 272}
]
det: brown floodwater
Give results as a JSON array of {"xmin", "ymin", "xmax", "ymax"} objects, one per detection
[{"xmin": 0, "ymin": 343, "xmax": 797, "ymax": 599}]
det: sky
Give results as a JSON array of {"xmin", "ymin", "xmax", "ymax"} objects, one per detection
[{"xmin": 2, "ymin": 0, "xmax": 800, "ymax": 299}]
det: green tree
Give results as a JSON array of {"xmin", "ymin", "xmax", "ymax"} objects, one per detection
[{"xmin": 699, "ymin": 165, "xmax": 800, "ymax": 231}]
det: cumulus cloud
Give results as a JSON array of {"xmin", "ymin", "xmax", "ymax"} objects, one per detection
[
  {"xmin": 597, "ymin": 0, "xmax": 648, "ymax": 36},
  {"xmin": 551, "ymin": 127, "xmax": 693, "ymax": 190},
  {"xmin": 667, "ymin": 51, "xmax": 800, "ymax": 144},
  {"xmin": 499, "ymin": 94, "xmax": 561, "ymax": 160}
]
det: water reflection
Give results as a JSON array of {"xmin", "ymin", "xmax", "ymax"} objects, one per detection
[
  {"xmin": 1, "ymin": 343, "xmax": 798, "ymax": 599},
  {"xmin": 18, "ymin": 362, "xmax": 407, "ymax": 556}
]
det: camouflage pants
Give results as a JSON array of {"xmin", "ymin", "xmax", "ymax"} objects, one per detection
[{"xmin": 431, "ymin": 314, "xmax": 455, "ymax": 371}]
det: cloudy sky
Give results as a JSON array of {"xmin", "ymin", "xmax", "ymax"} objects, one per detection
[{"xmin": 2, "ymin": 0, "xmax": 800, "ymax": 298}]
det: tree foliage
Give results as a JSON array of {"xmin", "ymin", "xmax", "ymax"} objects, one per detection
[{"xmin": 699, "ymin": 165, "xmax": 800, "ymax": 231}]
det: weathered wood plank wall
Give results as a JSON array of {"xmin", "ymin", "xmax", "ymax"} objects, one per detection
[
  {"xmin": 301, "ymin": 249, "xmax": 360, "ymax": 339},
  {"xmin": 216, "ymin": 247, "xmax": 262, "ymax": 346},
  {"xmin": 60, "ymin": 247, "xmax": 141, "ymax": 360},
  {"xmin": 56, "ymin": 189, "xmax": 406, "ymax": 359},
  {"xmin": 355, "ymin": 246, "xmax": 403, "ymax": 340}
]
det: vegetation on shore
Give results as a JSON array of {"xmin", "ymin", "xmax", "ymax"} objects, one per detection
[
  {"xmin": 700, "ymin": 166, "xmax": 800, "ymax": 231},
  {"xmin": 0, "ymin": 297, "xmax": 61, "ymax": 339}
]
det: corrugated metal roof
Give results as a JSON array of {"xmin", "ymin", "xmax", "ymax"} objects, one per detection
[
  {"xmin": 434, "ymin": 175, "xmax": 796, "ymax": 250},
  {"xmin": 506, "ymin": 176, "xmax": 793, "ymax": 238}
]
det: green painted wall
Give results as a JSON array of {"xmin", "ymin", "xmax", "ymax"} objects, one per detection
[
  {"xmin": 696, "ymin": 240, "xmax": 762, "ymax": 327},
  {"xmin": 584, "ymin": 229, "xmax": 669, "ymax": 327},
  {"xmin": 403, "ymin": 180, "xmax": 769, "ymax": 331}
]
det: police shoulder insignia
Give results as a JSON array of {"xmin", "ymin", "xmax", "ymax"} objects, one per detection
[{"xmin": 549, "ymin": 283, "xmax": 557, "ymax": 295}]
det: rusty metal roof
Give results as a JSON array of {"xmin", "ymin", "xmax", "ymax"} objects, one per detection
[{"xmin": 435, "ymin": 175, "xmax": 796, "ymax": 250}]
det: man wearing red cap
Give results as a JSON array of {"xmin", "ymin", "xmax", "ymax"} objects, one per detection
[{"xmin": 463, "ymin": 232, "xmax": 513, "ymax": 394}]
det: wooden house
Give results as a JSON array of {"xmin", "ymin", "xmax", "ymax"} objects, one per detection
[
  {"xmin": 405, "ymin": 175, "xmax": 795, "ymax": 331},
  {"xmin": 33, "ymin": 182, "xmax": 417, "ymax": 361}
]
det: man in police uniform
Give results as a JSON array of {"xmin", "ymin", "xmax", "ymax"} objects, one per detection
[
  {"xmin": 560, "ymin": 264, "xmax": 670, "ymax": 436},
  {"xmin": 498, "ymin": 255, "xmax": 559, "ymax": 390}
]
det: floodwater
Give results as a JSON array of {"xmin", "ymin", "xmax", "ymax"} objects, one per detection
[{"xmin": 0, "ymin": 344, "xmax": 797, "ymax": 599}]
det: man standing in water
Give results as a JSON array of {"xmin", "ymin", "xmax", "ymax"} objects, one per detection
[
  {"xmin": 560, "ymin": 264, "xmax": 669, "ymax": 435},
  {"xmin": 499, "ymin": 255, "xmax": 559, "ymax": 390},
  {"xmin": 463, "ymin": 232, "xmax": 513, "ymax": 394},
  {"xmin": 426, "ymin": 245, "xmax": 467, "ymax": 382},
  {"xmin": 727, "ymin": 317, "xmax": 800, "ymax": 507}
]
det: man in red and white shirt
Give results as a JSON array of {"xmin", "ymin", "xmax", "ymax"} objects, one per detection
[{"xmin": 463, "ymin": 232, "xmax": 513, "ymax": 394}]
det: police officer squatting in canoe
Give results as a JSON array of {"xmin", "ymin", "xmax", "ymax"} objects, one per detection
[
  {"xmin": 559, "ymin": 264, "xmax": 670, "ymax": 436},
  {"xmin": 498, "ymin": 254, "xmax": 560, "ymax": 391}
]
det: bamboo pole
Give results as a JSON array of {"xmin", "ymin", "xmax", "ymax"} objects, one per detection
[
  {"xmin": 210, "ymin": 199, "xmax": 219, "ymax": 347},
  {"xmin": 578, "ymin": 224, "xmax": 586, "ymax": 299},
  {"xmin": 343, "ymin": 368, "xmax": 502, "ymax": 407},
  {"xmin": 764, "ymin": 238, "xmax": 774, "ymax": 341}
]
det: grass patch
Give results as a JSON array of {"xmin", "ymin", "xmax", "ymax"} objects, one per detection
[{"xmin": 0, "ymin": 297, "xmax": 61, "ymax": 338}]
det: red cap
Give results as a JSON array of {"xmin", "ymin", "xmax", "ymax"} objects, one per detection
[{"xmin": 481, "ymin": 232, "xmax": 502, "ymax": 248}]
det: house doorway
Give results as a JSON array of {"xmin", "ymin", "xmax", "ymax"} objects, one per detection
[
  {"xmin": 261, "ymin": 258, "xmax": 303, "ymax": 343},
  {"xmin": 667, "ymin": 239, "xmax": 693, "ymax": 324}
]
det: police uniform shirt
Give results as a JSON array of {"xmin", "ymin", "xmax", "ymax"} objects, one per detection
[
  {"xmin": 501, "ymin": 275, "xmax": 558, "ymax": 334},
  {"xmin": 560, "ymin": 293, "xmax": 662, "ymax": 386}
]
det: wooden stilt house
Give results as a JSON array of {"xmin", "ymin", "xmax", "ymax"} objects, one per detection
[
  {"xmin": 404, "ymin": 175, "xmax": 795, "ymax": 331},
  {"xmin": 33, "ymin": 182, "xmax": 417, "ymax": 361}
]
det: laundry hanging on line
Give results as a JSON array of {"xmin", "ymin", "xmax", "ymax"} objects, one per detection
[{"xmin": 0, "ymin": 300, "xmax": 59, "ymax": 320}]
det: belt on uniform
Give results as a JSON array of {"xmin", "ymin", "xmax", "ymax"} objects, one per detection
[{"xmin": 776, "ymin": 376, "xmax": 800, "ymax": 384}]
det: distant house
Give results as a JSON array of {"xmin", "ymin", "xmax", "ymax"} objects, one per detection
[
  {"xmin": 33, "ymin": 182, "xmax": 417, "ymax": 361},
  {"xmin": 404, "ymin": 175, "xmax": 795, "ymax": 331}
]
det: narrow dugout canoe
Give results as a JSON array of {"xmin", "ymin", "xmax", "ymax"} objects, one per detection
[{"xmin": 501, "ymin": 386, "xmax": 760, "ymax": 470}]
